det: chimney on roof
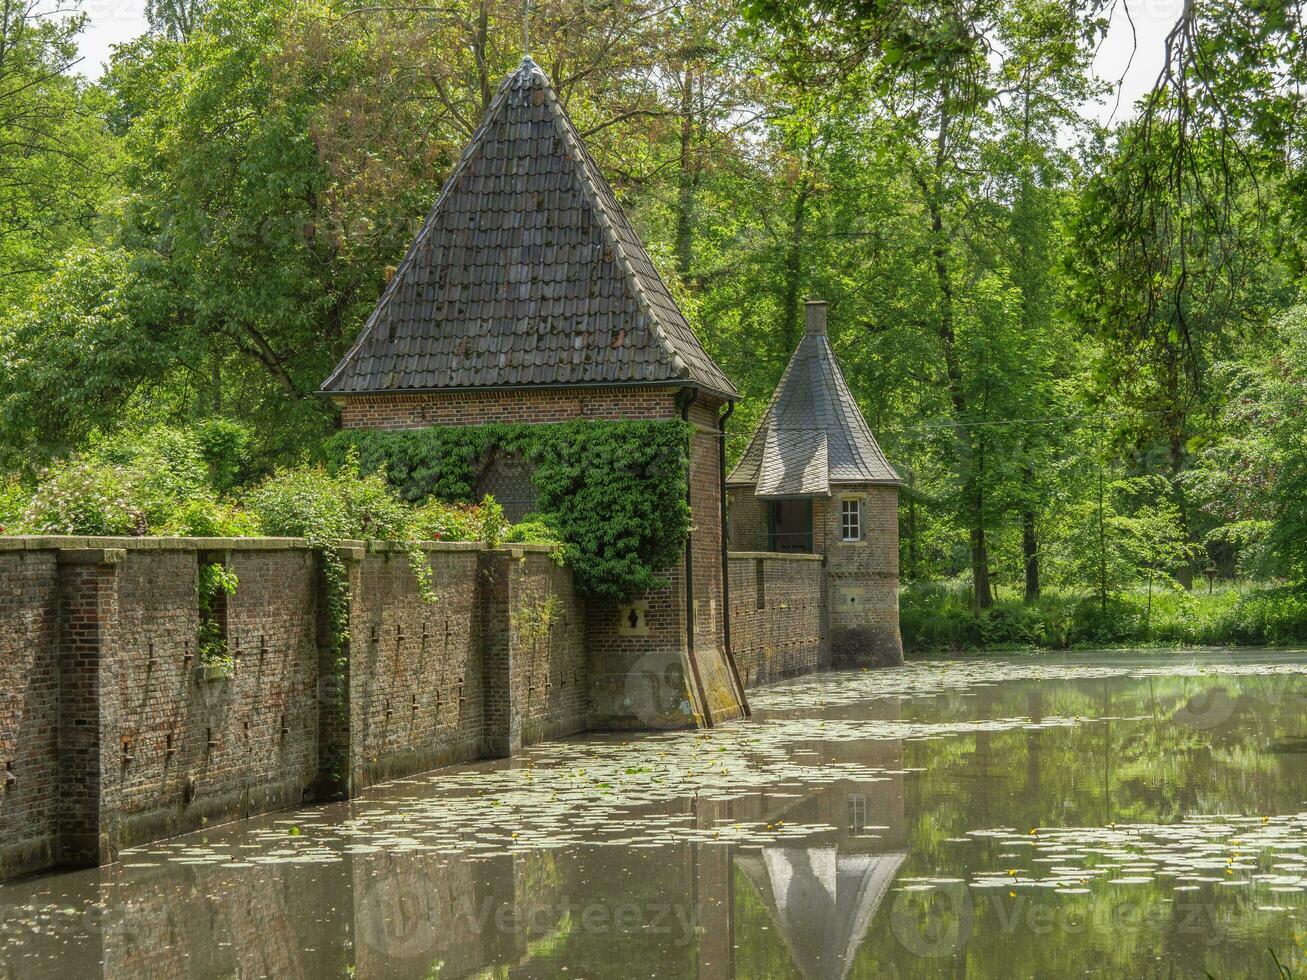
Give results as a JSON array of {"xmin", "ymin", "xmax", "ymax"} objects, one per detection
[{"xmin": 805, "ymin": 299, "xmax": 828, "ymax": 337}]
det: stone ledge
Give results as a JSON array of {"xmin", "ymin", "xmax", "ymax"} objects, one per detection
[
  {"xmin": 0, "ymin": 535, "xmax": 558, "ymax": 554},
  {"xmin": 0, "ymin": 535, "xmax": 313, "ymax": 551},
  {"xmin": 727, "ymin": 551, "xmax": 825, "ymax": 562}
]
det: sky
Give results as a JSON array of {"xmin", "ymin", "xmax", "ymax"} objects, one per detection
[{"xmin": 73, "ymin": 0, "xmax": 1182, "ymax": 124}]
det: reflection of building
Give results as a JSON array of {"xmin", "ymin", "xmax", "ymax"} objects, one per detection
[
  {"xmin": 736, "ymin": 847, "xmax": 907, "ymax": 980},
  {"xmin": 727, "ymin": 301, "xmax": 903, "ymax": 667},
  {"xmin": 22, "ymin": 706, "xmax": 906, "ymax": 980},
  {"xmin": 700, "ymin": 699, "xmax": 908, "ymax": 980}
]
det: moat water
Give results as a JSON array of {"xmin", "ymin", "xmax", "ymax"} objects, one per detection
[{"xmin": 4, "ymin": 650, "xmax": 1307, "ymax": 978}]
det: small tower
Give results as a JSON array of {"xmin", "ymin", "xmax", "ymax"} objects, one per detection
[
  {"xmin": 323, "ymin": 57, "xmax": 746, "ymax": 728},
  {"xmin": 727, "ymin": 300, "xmax": 903, "ymax": 666}
]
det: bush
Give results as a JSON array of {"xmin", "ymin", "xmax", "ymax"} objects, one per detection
[
  {"xmin": 247, "ymin": 461, "xmax": 408, "ymax": 542},
  {"xmin": 0, "ymin": 479, "xmax": 27, "ymax": 532},
  {"xmin": 160, "ymin": 499, "xmax": 260, "ymax": 537},
  {"xmin": 7, "ymin": 423, "xmax": 255, "ymax": 536},
  {"xmin": 329, "ymin": 420, "xmax": 692, "ymax": 600},
  {"xmin": 503, "ymin": 512, "xmax": 564, "ymax": 546},
  {"xmin": 96, "ymin": 426, "xmax": 214, "ymax": 527},
  {"xmin": 410, "ymin": 495, "xmax": 507, "ymax": 545},
  {"xmin": 193, "ymin": 419, "xmax": 252, "ymax": 492},
  {"xmin": 1215, "ymin": 587, "xmax": 1307, "ymax": 646},
  {"xmin": 901, "ymin": 579, "xmax": 1307, "ymax": 653},
  {"xmin": 18, "ymin": 459, "xmax": 143, "ymax": 536}
]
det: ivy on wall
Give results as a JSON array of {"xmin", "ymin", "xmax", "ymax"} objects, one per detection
[{"xmin": 327, "ymin": 420, "xmax": 692, "ymax": 600}]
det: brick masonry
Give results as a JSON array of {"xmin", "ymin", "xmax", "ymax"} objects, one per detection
[
  {"xmin": 728, "ymin": 553, "xmax": 828, "ymax": 687},
  {"xmin": 0, "ymin": 537, "xmax": 590, "ymax": 880},
  {"xmin": 0, "ymin": 471, "xmax": 898, "ymax": 879},
  {"xmin": 0, "ymin": 550, "xmax": 58, "ymax": 875},
  {"xmin": 336, "ymin": 385, "xmax": 748, "ymax": 731},
  {"xmin": 728, "ymin": 483, "xmax": 904, "ymax": 669},
  {"xmin": 822, "ymin": 485, "xmax": 903, "ymax": 667}
]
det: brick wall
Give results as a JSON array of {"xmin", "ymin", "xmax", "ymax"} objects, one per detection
[
  {"xmin": 0, "ymin": 550, "xmax": 59, "ymax": 876},
  {"xmin": 508, "ymin": 551, "xmax": 588, "ymax": 748},
  {"xmin": 0, "ymin": 537, "xmax": 591, "ymax": 880},
  {"xmin": 727, "ymin": 554, "xmax": 827, "ymax": 687},
  {"xmin": 348, "ymin": 545, "xmax": 483, "ymax": 789},
  {"xmin": 336, "ymin": 386, "xmax": 679, "ymax": 430},
  {"xmin": 685, "ymin": 397, "xmax": 745, "ymax": 723},
  {"xmin": 824, "ymin": 484, "xmax": 903, "ymax": 666},
  {"xmin": 726, "ymin": 489, "xmax": 768, "ymax": 551}
]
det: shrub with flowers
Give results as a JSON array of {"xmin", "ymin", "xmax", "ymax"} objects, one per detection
[{"xmin": 411, "ymin": 496, "xmax": 507, "ymax": 545}]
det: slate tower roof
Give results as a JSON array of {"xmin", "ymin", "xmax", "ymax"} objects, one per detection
[
  {"xmin": 727, "ymin": 300, "xmax": 899, "ymax": 497},
  {"xmin": 322, "ymin": 57, "xmax": 737, "ymax": 401}
]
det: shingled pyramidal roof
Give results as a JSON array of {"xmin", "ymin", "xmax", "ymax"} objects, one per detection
[
  {"xmin": 728, "ymin": 301, "xmax": 899, "ymax": 497},
  {"xmin": 322, "ymin": 57, "xmax": 738, "ymax": 400}
]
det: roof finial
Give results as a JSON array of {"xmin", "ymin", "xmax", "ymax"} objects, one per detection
[{"xmin": 522, "ymin": 0, "xmax": 531, "ymax": 59}]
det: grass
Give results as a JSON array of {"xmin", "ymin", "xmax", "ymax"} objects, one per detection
[{"xmin": 900, "ymin": 580, "xmax": 1307, "ymax": 654}]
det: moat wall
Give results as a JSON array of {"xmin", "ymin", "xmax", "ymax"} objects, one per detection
[
  {"xmin": 0, "ymin": 538, "xmax": 845, "ymax": 880},
  {"xmin": 0, "ymin": 537, "xmax": 586, "ymax": 880}
]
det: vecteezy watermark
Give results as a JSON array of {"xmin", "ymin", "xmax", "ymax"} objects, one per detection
[
  {"xmin": 624, "ymin": 648, "xmax": 694, "ymax": 727},
  {"xmin": 1171, "ymin": 683, "xmax": 1237, "ymax": 731},
  {"xmin": 890, "ymin": 885, "xmax": 1236, "ymax": 960},
  {"xmin": 890, "ymin": 882, "xmax": 975, "ymax": 958},
  {"xmin": 355, "ymin": 881, "xmax": 699, "ymax": 959}
]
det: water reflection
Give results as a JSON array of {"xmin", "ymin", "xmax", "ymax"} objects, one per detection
[{"xmin": 3, "ymin": 652, "xmax": 1307, "ymax": 978}]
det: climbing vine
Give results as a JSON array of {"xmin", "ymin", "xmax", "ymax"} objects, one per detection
[
  {"xmin": 197, "ymin": 561, "xmax": 238, "ymax": 674},
  {"xmin": 515, "ymin": 592, "xmax": 562, "ymax": 656},
  {"xmin": 327, "ymin": 419, "xmax": 693, "ymax": 601}
]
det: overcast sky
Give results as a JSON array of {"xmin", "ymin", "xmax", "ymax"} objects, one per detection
[{"xmin": 73, "ymin": 0, "xmax": 1182, "ymax": 125}]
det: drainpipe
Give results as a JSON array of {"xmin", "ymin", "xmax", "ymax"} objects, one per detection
[
  {"xmin": 678, "ymin": 386, "xmax": 713, "ymax": 727},
  {"xmin": 719, "ymin": 402, "xmax": 750, "ymax": 718}
]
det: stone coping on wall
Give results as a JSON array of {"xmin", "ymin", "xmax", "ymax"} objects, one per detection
[
  {"xmin": 727, "ymin": 551, "xmax": 825, "ymax": 562},
  {"xmin": 0, "ymin": 535, "xmax": 559, "ymax": 555}
]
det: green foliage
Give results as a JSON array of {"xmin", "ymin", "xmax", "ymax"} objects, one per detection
[
  {"xmin": 901, "ymin": 581, "xmax": 1307, "ymax": 653},
  {"xmin": 161, "ymin": 499, "xmax": 261, "ymax": 537},
  {"xmin": 0, "ymin": 247, "xmax": 171, "ymax": 470},
  {"xmin": 17, "ymin": 459, "xmax": 142, "ymax": 536},
  {"xmin": 503, "ymin": 513, "xmax": 565, "ymax": 547},
  {"xmin": 197, "ymin": 561, "xmax": 238, "ymax": 672},
  {"xmin": 248, "ymin": 454, "xmax": 435, "ymax": 603},
  {"xmin": 193, "ymin": 419, "xmax": 253, "ymax": 492},
  {"xmin": 11, "ymin": 423, "xmax": 244, "ymax": 536},
  {"xmin": 410, "ymin": 496, "xmax": 507, "ymax": 546},
  {"xmin": 0, "ymin": 4, "xmax": 118, "ymax": 310},
  {"xmin": 329, "ymin": 420, "xmax": 692, "ymax": 600},
  {"xmin": 1217, "ymin": 588, "xmax": 1307, "ymax": 648},
  {"xmin": 0, "ymin": 479, "xmax": 25, "ymax": 532}
]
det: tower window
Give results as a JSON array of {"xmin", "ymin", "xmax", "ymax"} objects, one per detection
[{"xmin": 841, "ymin": 498, "xmax": 863, "ymax": 541}]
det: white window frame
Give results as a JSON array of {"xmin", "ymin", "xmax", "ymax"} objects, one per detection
[{"xmin": 840, "ymin": 496, "xmax": 863, "ymax": 542}]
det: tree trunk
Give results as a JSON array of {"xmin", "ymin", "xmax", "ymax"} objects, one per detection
[
  {"xmin": 920, "ymin": 83, "xmax": 991, "ymax": 612},
  {"xmin": 779, "ymin": 181, "xmax": 810, "ymax": 353},
  {"xmin": 906, "ymin": 490, "xmax": 918, "ymax": 582},
  {"xmin": 969, "ymin": 499, "xmax": 992, "ymax": 613},
  {"xmin": 1167, "ymin": 420, "xmax": 1195, "ymax": 589},
  {"xmin": 674, "ymin": 65, "xmax": 696, "ymax": 283},
  {"xmin": 1022, "ymin": 504, "xmax": 1040, "ymax": 601}
]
